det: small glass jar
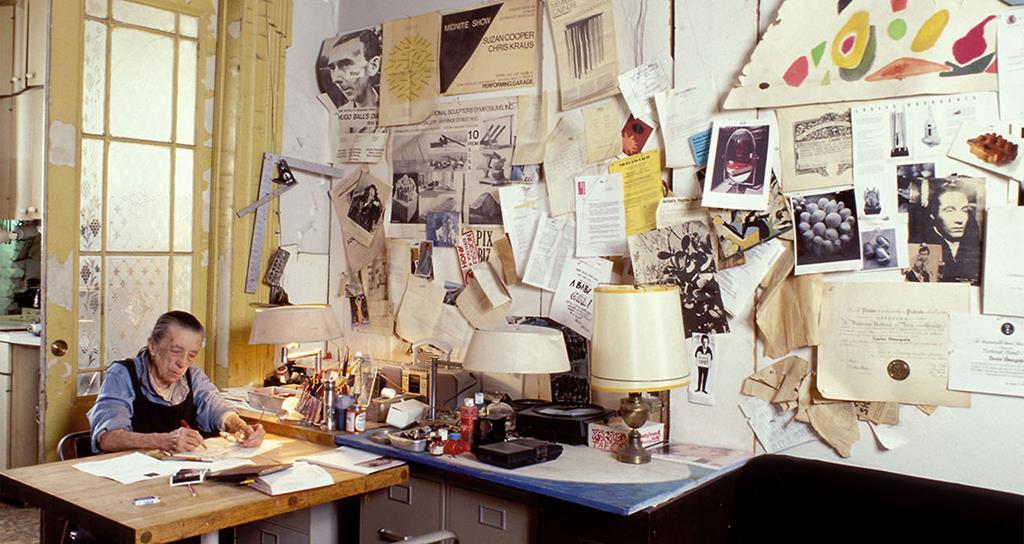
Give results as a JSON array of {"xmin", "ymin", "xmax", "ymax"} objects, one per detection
[{"xmin": 429, "ymin": 429, "xmax": 447, "ymax": 456}]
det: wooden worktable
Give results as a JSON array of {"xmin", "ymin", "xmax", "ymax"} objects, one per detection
[{"xmin": 0, "ymin": 434, "xmax": 408, "ymax": 543}]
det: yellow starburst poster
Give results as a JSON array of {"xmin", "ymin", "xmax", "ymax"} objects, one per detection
[{"xmin": 380, "ymin": 12, "xmax": 441, "ymax": 127}]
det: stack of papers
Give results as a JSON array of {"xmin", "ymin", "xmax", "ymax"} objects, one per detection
[
  {"xmin": 299, "ymin": 447, "xmax": 405, "ymax": 475},
  {"xmin": 73, "ymin": 452, "xmax": 253, "ymax": 485},
  {"xmin": 250, "ymin": 461, "xmax": 334, "ymax": 496}
]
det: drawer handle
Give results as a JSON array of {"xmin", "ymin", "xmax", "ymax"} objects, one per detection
[
  {"xmin": 387, "ymin": 483, "xmax": 412, "ymax": 504},
  {"xmin": 378, "ymin": 529, "xmax": 460, "ymax": 544},
  {"xmin": 478, "ymin": 505, "xmax": 506, "ymax": 531}
]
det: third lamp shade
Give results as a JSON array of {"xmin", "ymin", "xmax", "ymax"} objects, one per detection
[
  {"xmin": 463, "ymin": 324, "xmax": 570, "ymax": 374},
  {"xmin": 590, "ymin": 285, "xmax": 689, "ymax": 392},
  {"xmin": 248, "ymin": 304, "xmax": 343, "ymax": 345}
]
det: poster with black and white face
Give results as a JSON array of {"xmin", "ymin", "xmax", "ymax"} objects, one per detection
[
  {"xmin": 906, "ymin": 176, "xmax": 986, "ymax": 285},
  {"xmin": 318, "ymin": 26, "xmax": 388, "ymax": 163},
  {"xmin": 439, "ymin": 0, "xmax": 538, "ymax": 96}
]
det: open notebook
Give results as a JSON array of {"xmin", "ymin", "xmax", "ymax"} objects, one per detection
[
  {"xmin": 299, "ymin": 446, "xmax": 405, "ymax": 475},
  {"xmin": 250, "ymin": 462, "xmax": 334, "ymax": 496}
]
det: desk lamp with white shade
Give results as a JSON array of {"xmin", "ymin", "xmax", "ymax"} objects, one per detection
[
  {"xmin": 462, "ymin": 324, "xmax": 571, "ymax": 400},
  {"xmin": 590, "ymin": 285, "xmax": 689, "ymax": 464},
  {"xmin": 249, "ymin": 305, "xmax": 344, "ymax": 426}
]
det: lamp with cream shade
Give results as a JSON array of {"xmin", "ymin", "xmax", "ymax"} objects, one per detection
[
  {"xmin": 249, "ymin": 304, "xmax": 343, "ymax": 379},
  {"xmin": 590, "ymin": 285, "xmax": 689, "ymax": 464},
  {"xmin": 463, "ymin": 324, "xmax": 571, "ymax": 400}
]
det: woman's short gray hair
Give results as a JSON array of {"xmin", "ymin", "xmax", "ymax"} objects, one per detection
[{"xmin": 150, "ymin": 311, "xmax": 205, "ymax": 343}]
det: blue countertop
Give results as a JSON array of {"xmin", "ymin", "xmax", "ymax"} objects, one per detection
[{"xmin": 336, "ymin": 433, "xmax": 746, "ymax": 516}]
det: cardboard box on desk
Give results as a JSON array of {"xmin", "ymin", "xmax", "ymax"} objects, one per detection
[{"xmin": 588, "ymin": 418, "xmax": 664, "ymax": 452}]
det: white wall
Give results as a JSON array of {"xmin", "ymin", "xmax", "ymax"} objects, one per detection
[{"xmin": 279, "ymin": 0, "xmax": 1024, "ymax": 495}]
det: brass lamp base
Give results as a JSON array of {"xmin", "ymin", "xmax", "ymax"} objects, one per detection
[{"xmin": 615, "ymin": 392, "xmax": 651, "ymax": 464}]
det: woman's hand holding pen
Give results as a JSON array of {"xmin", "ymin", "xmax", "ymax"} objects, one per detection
[{"xmin": 162, "ymin": 426, "xmax": 207, "ymax": 452}]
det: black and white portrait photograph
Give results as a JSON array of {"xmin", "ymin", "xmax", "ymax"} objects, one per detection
[
  {"xmin": 701, "ymin": 120, "xmax": 774, "ymax": 211},
  {"xmin": 903, "ymin": 243, "xmax": 941, "ymax": 283},
  {"xmin": 790, "ymin": 187, "xmax": 863, "ymax": 275},
  {"xmin": 907, "ymin": 175, "xmax": 985, "ymax": 285},
  {"xmin": 317, "ymin": 26, "xmax": 382, "ymax": 111},
  {"xmin": 687, "ymin": 334, "xmax": 717, "ymax": 406},
  {"xmin": 342, "ymin": 171, "xmax": 389, "ymax": 247},
  {"xmin": 628, "ymin": 221, "xmax": 730, "ymax": 337}
]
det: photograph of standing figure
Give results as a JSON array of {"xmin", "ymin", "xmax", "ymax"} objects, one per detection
[{"xmin": 688, "ymin": 334, "xmax": 716, "ymax": 406}]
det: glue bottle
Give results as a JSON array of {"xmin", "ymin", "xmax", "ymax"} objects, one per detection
[
  {"xmin": 459, "ymin": 397, "xmax": 478, "ymax": 449},
  {"xmin": 445, "ymin": 432, "xmax": 467, "ymax": 455}
]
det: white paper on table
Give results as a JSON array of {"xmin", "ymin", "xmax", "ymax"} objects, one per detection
[
  {"xmin": 999, "ymin": 12, "xmax": 1024, "ymax": 121},
  {"xmin": 738, "ymin": 397, "xmax": 816, "ymax": 453},
  {"xmin": 549, "ymin": 257, "xmax": 613, "ymax": 339},
  {"xmin": 948, "ymin": 313, "xmax": 1024, "ymax": 398},
  {"xmin": 179, "ymin": 437, "xmax": 287, "ymax": 459},
  {"xmin": 654, "ymin": 80, "xmax": 713, "ymax": 168},
  {"xmin": 574, "ymin": 174, "xmax": 627, "ymax": 257},
  {"xmin": 618, "ymin": 52, "xmax": 673, "ymax": 123},
  {"xmin": 869, "ymin": 422, "xmax": 910, "ymax": 450},
  {"xmin": 73, "ymin": 452, "xmax": 253, "ymax": 485},
  {"xmin": 544, "ymin": 115, "xmax": 589, "ymax": 217},
  {"xmin": 717, "ymin": 239, "xmax": 785, "ymax": 317},
  {"xmin": 522, "ymin": 216, "xmax": 576, "ymax": 292},
  {"xmin": 984, "ymin": 207, "xmax": 1024, "ymax": 317},
  {"xmin": 499, "ymin": 183, "xmax": 547, "ymax": 279}
]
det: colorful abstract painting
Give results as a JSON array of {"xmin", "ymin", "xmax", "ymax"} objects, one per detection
[{"xmin": 725, "ymin": 0, "xmax": 1010, "ymax": 109}]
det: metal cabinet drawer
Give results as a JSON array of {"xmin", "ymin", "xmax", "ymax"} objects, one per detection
[
  {"xmin": 360, "ymin": 475, "xmax": 445, "ymax": 542},
  {"xmin": 236, "ymin": 520, "xmax": 309, "ymax": 544},
  {"xmin": 446, "ymin": 484, "xmax": 537, "ymax": 544}
]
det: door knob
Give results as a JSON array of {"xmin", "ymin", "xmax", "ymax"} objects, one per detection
[{"xmin": 50, "ymin": 339, "xmax": 68, "ymax": 357}]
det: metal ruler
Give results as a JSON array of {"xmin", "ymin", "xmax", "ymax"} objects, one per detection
[{"xmin": 242, "ymin": 153, "xmax": 349, "ymax": 294}]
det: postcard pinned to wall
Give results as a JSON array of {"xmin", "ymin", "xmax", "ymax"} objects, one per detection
[
  {"xmin": 379, "ymin": 12, "xmax": 441, "ymax": 126},
  {"xmin": 997, "ymin": 11, "xmax": 1024, "ymax": 121},
  {"xmin": 789, "ymin": 187, "xmax": 863, "ymax": 275},
  {"xmin": 545, "ymin": 115, "xmax": 590, "ymax": 217},
  {"xmin": 817, "ymin": 282, "xmax": 971, "ymax": 408},
  {"xmin": 574, "ymin": 174, "xmax": 626, "ymax": 258},
  {"xmin": 687, "ymin": 333, "xmax": 718, "ymax": 406},
  {"xmin": 549, "ymin": 257, "xmax": 613, "ymax": 339},
  {"xmin": 708, "ymin": 173, "xmax": 793, "ymax": 261},
  {"xmin": 629, "ymin": 221, "xmax": 730, "ymax": 336},
  {"xmin": 617, "ymin": 51, "xmax": 672, "ymax": 123},
  {"xmin": 523, "ymin": 216, "xmax": 576, "ymax": 292},
  {"xmin": 948, "ymin": 314, "xmax": 1024, "ymax": 398},
  {"xmin": 983, "ymin": 206, "xmax": 1024, "ymax": 317},
  {"xmin": 512, "ymin": 94, "xmax": 548, "ymax": 165},
  {"xmin": 387, "ymin": 97, "xmax": 517, "ymax": 238},
  {"xmin": 860, "ymin": 222, "xmax": 909, "ymax": 272},
  {"xmin": 341, "ymin": 170, "xmax": 392, "ymax": 247},
  {"xmin": 547, "ymin": 0, "xmax": 620, "ymax": 110},
  {"xmin": 701, "ymin": 120, "xmax": 774, "ymax": 211},
  {"xmin": 439, "ymin": 0, "xmax": 538, "ymax": 96},
  {"xmin": 330, "ymin": 170, "xmax": 387, "ymax": 273},
  {"xmin": 948, "ymin": 123, "xmax": 1024, "ymax": 181},
  {"xmin": 775, "ymin": 103, "xmax": 854, "ymax": 193},
  {"xmin": 609, "ymin": 149, "xmax": 664, "ymax": 236},
  {"xmin": 723, "ymin": 0, "xmax": 1006, "ymax": 110},
  {"xmin": 499, "ymin": 183, "xmax": 546, "ymax": 279},
  {"xmin": 582, "ymin": 99, "xmax": 623, "ymax": 163}
]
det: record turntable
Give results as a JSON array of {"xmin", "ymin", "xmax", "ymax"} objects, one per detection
[{"xmin": 515, "ymin": 402, "xmax": 613, "ymax": 445}]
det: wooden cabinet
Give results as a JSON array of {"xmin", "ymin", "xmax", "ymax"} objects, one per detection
[
  {"xmin": 0, "ymin": 340, "xmax": 40, "ymax": 469},
  {"xmin": 0, "ymin": 86, "xmax": 44, "ymax": 220},
  {"xmin": 0, "ymin": 0, "xmax": 46, "ymax": 96}
]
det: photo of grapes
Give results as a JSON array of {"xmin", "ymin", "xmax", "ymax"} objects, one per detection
[{"xmin": 790, "ymin": 188, "xmax": 861, "ymax": 270}]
